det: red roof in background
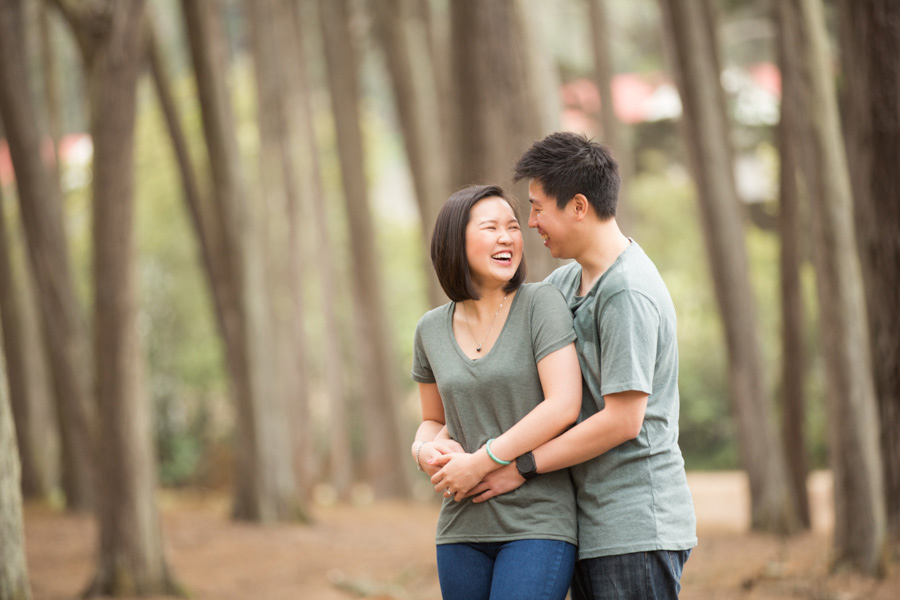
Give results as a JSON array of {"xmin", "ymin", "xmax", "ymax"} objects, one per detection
[
  {"xmin": 561, "ymin": 62, "xmax": 780, "ymax": 128},
  {"xmin": 0, "ymin": 143, "xmax": 11, "ymax": 187},
  {"xmin": 0, "ymin": 133, "xmax": 92, "ymax": 187}
]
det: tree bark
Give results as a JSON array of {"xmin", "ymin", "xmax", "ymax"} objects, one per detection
[
  {"xmin": 0, "ymin": 0, "xmax": 95, "ymax": 511},
  {"xmin": 788, "ymin": 0, "xmax": 887, "ymax": 574},
  {"xmin": 0, "ymin": 181, "xmax": 55, "ymax": 499},
  {"xmin": 369, "ymin": 0, "xmax": 448, "ymax": 307},
  {"xmin": 774, "ymin": 0, "xmax": 811, "ymax": 530},
  {"xmin": 658, "ymin": 0, "xmax": 800, "ymax": 534},
  {"xmin": 244, "ymin": 0, "xmax": 313, "ymax": 508},
  {"xmin": 318, "ymin": 0, "xmax": 411, "ymax": 498},
  {"xmin": 180, "ymin": 0, "xmax": 306, "ymax": 520},
  {"xmin": 835, "ymin": 0, "xmax": 900, "ymax": 543},
  {"xmin": 38, "ymin": 0, "xmax": 63, "ymax": 181},
  {"xmin": 586, "ymin": 0, "xmax": 633, "ymax": 231},
  {"xmin": 48, "ymin": 0, "xmax": 182, "ymax": 593},
  {"xmin": 288, "ymin": 0, "xmax": 354, "ymax": 498},
  {"xmin": 450, "ymin": 0, "xmax": 560, "ymax": 280},
  {"xmin": 0, "ymin": 355, "xmax": 32, "ymax": 600}
]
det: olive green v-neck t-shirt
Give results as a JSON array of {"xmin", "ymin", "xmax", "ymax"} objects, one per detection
[
  {"xmin": 411, "ymin": 282, "xmax": 578, "ymax": 545},
  {"xmin": 545, "ymin": 241, "xmax": 697, "ymax": 560}
]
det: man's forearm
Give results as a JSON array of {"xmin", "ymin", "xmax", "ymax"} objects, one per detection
[{"xmin": 533, "ymin": 395, "xmax": 646, "ymax": 473}]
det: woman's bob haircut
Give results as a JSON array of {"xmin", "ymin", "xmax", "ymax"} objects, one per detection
[{"xmin": 430, "ymin": 184, "xmax": 527, "ymax": 302}]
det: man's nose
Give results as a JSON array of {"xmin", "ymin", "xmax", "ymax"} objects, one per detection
[{"xmin": 528, "ymin": 208, "xmax": 538, "ymax": 228}]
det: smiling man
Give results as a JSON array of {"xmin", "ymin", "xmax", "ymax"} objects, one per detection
[{"xmin": 467, "ymin": 132, "xmax": 697, "ymax": 600}]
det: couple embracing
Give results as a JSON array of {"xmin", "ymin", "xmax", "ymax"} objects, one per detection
[{"xmin": 411, "ymin": 132, "xmax": 697, "ymax": 600}]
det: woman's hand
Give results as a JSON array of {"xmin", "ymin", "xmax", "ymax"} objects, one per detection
[
  {"xmin": 429, "ymin": 451, "xmax": 493, "ymax": 501},
  {"xmin": 416, "ymin": 439, "xmax": 461, "ymax": 477}
]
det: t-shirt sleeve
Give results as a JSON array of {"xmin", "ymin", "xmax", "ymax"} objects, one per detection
[
  {"xmin": 531, "ymin": 284, "xmax": 577, "ymax": 363},
  {"xmin": 598, "ymin": 290, "xmax": 659, "ymax": 396},
  {"xmin": 411, "ymin": 319, "xmax": 436, "ymax": 384}
]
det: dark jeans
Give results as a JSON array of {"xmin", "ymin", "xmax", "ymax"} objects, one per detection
[
  {"xmin": 436, "ymin": 539, "xmax": 577, "ymax": 600},
  {"xmin": 571, "ymin": 549, "xmax": 691, "ymax": 600}
]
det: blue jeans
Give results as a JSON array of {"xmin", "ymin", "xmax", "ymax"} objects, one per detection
[
  {"xmin": 436, "ymin": 539, "xmax": 576, "ymax": 600},
  {"xmin": 571, "ymin": 549, "xmax": 691, "ymax": 600}
]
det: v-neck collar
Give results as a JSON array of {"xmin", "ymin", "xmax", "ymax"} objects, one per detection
[{"xmin": 447, "ymin": 289, "xmax": 522, "ymax": 365}]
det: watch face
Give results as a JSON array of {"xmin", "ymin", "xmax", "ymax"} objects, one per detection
[{"xmin": 517, "ymin": 452, "xmax": 536, "ymax": 475}]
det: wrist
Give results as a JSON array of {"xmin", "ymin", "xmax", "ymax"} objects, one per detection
[
  {"xmin": 475, "ymin": 447, "xmax": 500, "ymax": 475},
  {"xmin": 413, "ymin": 440, "xmax": 430, "ymax": 471}
]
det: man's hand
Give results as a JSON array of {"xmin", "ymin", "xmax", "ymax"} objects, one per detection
[{"xmin": 465, "ymin": 463, "xmax": 525, "ymax": 503}]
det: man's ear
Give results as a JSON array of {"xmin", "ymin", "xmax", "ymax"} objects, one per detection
[{"xmin": 571, "ymin": 194, "xmax": 590, "ymax": 221}]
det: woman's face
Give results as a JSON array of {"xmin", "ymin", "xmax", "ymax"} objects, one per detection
[{"xmin": 465, "ymin": 197, "xmax": 523, "ymax": 290}]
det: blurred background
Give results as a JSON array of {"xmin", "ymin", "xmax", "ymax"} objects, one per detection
[{"xmin": 0, "ymin": 0, "xmax": 898, "ymax": 598}]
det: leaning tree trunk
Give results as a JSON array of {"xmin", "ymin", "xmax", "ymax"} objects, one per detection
[
  {"xmin": 318, "ymin": 0, "xmax": 411, "ymax": 498},
  {"xmin": 288, "ymin": 0, "xmax": 355, "ymax": 498},
  {"xmin": 787, "ymin": 0, "xmax": 887, "ymax": 574},
  {"xmin": 450, "ymin": 0, "xmax": 560, "ymax": 280},
  {"xmin": 658, "ymin": 0, "xmax": 800, "ymax": 534},
  {"xmin": 181, "ymin": 0, "xmax": 304, "ymax": 521},
  {"xmin": 774, "ymin": 0, "xmax": 811, "ymax": 529},
  {"xmin": 370, "ymin": 0, "xmax": 448, "ymax": 307},
  {"xmin": 835, "ymin": 0, "xmax": 900, "ymax": 543},
  {"xmin": 0, "ymin": 357, "xmax": 32, "ymax": 600},
  {"xmin": 0, "ymin": 0, "xmax": 95, "ymax": 512},
  {"xmin": 0, "ymin": 182, "xmax": 55, "ymax": 499},
  {"xmin": 586, "ymin": 0, "xmax": 633, "ymax": 230},
  {"xmin": 50, "ymin": 0, "xmax": 181, "ymax": 593}
]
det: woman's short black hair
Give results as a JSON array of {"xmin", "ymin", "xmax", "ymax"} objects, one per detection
[
  {"xmin": 514, "ymin": 131, "xmax": 620, "ymax": 220},
  {"xmin": 430, "ymin": 184, "xmax": 527, "ymax": 302}
]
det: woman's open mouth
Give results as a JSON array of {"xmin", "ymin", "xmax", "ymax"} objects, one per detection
[{"xmin": 491, "ymin": 251, "xmax": 513, "ymax": 265}]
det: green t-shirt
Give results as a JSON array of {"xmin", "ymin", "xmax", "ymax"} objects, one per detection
[
  {"xmin": 546, "ymin": 241, "xmax": 697, "ymax": 560},
  {"xmin": 411, "ymin": 282, "xmax": 578, "ymax": 545}
]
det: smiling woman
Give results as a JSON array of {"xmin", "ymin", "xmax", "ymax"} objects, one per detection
[
  {"xmin": 408, "ymin": 184, "xmax": 583, "ymax": 600},
  {"xmin": 430, "ymin": 185, "xmax": 527, "ymax": 303}
]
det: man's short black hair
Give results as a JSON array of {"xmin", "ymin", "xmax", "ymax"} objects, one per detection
[
  {"xmin": 431, "ymin": 184, "xmax": 527, "ymax": 302},
  {"xmin": 513, "ymin": 132, "xmax": 620, "ymax": 219}
]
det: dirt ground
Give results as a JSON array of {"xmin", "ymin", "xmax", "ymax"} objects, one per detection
[{"xmin": 24, "ymin": 471, "xmax": 900, "ymax": 600}]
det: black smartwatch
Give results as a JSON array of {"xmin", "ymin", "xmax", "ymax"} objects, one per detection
[{"xmin": 516, "ymin": 452, "xmax": 539, "ymax": 481}]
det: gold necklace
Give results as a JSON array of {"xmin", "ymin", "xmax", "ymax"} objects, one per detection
[{"xmin": 463, "ymin": 294, "xmax": 509, "ymax": 352}]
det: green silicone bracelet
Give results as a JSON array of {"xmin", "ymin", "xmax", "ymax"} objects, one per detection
[{"xmin": 485, "ymin": 438, "xmax": 512, "ymax": 465}]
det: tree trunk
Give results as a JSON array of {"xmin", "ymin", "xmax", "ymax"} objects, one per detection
[
  {"xmin": 369, "ymin": 0, "xmax": 448, "ymax": 307},
  {"xmin": 586, "ymin": 0, "xmax": 633, "ymax": 231},
  {"xmin": 288, "ymin": 0, "xmax": 354, "ymax": 499},
  {"xmin": 449, "ymin": 0, "xmax": 560, "ymax": 280},
  {"xmin": 38, "ymin": 0, "xmax": 63, "ymax": 182},
  {"xmin": 0, "ymin": 356, "xmax": 32, "ymax": 600},
  {"xmin": 788, "ymin": 0, "xmax": 887, "ymax": 574},
  {"xmin": 835, "ymin": 0, "xmax": 900, "ymax": 543},
  {"xmin": 0, "ymin": 182, "xmax": 55, "ymax": 499},
  {"xmin": 48, "ymin": 0, "xmax": 182, "ymax": 593},
  {"xmin": 180, "ymin": 0, "xmax": 306, "ymax": 520},
  {"xmin": 658, "ymin": 0, "xmax": 800, "ymax": 534},
  {"xmin": 244, "ymin": 0, "xmax": 313, "ymax": 508},
  {"xmin": 146, "ymin": 24, "xmax": 232, "ymax": 361},
  {"xmin": 318, "ymin": 0, "xmax": 411, "ymax": 498},
  {"xmin": 774, "ymin": 0, "xmax": 811, "ymax": 530},
  {"xmin": 0, "ymin": 0, "xmax": 95, "ymax": 511}
]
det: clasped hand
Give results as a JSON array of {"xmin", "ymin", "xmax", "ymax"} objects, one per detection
[{"xmin": 429, "ymin": 452, "xmax": 487, "ymax": 501}]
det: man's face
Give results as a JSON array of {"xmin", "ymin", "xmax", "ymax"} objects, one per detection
[{"xmin": 527, "ymin": 179, "xmax": 573, "ymax": 259}]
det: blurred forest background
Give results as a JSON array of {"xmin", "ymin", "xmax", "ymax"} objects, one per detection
[{"xmin": 0, "ymin": 0, "xmax": 898, "ymax": 597}]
